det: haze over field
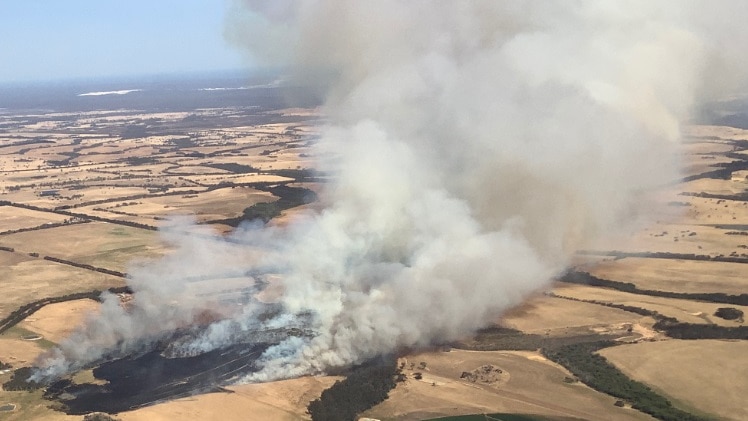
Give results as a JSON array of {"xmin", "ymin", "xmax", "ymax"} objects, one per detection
[{"xmin": 33, "ymin": 1, "xmax": 748, "ymax": 384}]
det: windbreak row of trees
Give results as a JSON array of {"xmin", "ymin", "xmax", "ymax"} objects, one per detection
[
  {"xmin": 542, "ymin": 342, "xmax": 710, "ymax": 421},
  {"xmin": 577, "ymin": 250, "xmax": 748, "ymax": 264},
  {"xmin": 552, "ymin": 291, "xmax": 748, "ymax": 340},
  {"xmin": 42, "ymin": 256, "xmax": 125, "ymax": 278},
  {"xmin": 559, "ymin": 271, "xmax": 748, "ymax": 306},
  {"xmin": 0, "ymin": 286, "xmax": 131, "ymax": 335}
]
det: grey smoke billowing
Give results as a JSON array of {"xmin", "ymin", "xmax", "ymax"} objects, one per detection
[{"xmin": 33, "ymin": 1, "xmax": 748, "ymax": 382}]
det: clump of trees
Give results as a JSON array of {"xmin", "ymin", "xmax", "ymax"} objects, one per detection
[
  {"xmin": 120, "ymin": 124, "xmax": 148, "ymax": 139},
  {"xmin": 266, "ymin": 168, "xmax": 324, "ymax": 181},
  {"xmin": 83, "ymin": 413, "xmax": 120, "ymax": 421},
  {"xmin": 204, "ymin": 163, "xmax": 259, "ymax": 174},
  {"xmin": 454, "ymin": 325, "xmax": 619, "ymax": 352},
  {"xmin": 714, "ymin": 307, "xmax": 744, "ymax": 321},
  {"xmin": 307, "ymin": 359, "xmax": 401, "ymax": 421},
  {"xmin": 653, "ymin": 318, "xmax": 748, "ymax": 340},
  {"xmin": 220, "ymin": 185, "xmax": 318, "ymax": 226},
  {"xmin": 2, "ymin": 367, "xmax": 43, "ymax": 391}
]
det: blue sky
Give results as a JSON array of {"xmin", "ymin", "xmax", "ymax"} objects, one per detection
[{"xmin": 0, "ymin": 1, "xmax": 247, "ymax": 83}]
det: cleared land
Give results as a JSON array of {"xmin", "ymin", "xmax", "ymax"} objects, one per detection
[
  {"xmin": 0, "ymin": 222, "xmax": 166, "ymax": 273},
  {"xmin": 0, "ymin": 253, "xmax": 121, "ymax": 320},
  {"xmin": 499, "ymin": 293, "xmax": 645, "ymax": 335},
  {"xmin": 363, "ymin": 350, "xmax": 653, "ymax": 421},
  {"xmin": 0, "ymin": 94, "xmax": 325, "ymax": 420},
  {"xmin": 599, "ymin": 340, "xmax": 748, "ymax": 421},
  {"xmin": 118, "ymin": 377, "xmax": 340, "ymax": 421},
  {"xmin": 18, "ymin": 299, "xmax": 99, "ymax": 344},
  {"xmin": 0, "ymin": 91, "xmax": 746, "ymax": 421},
  {"xmin": 584, "ymin": 258, "xmax": 748, "ymax": 295},
  {"xmin": 0, "ymin": 207, "xmax": 69, "ymax": 232},
  {"xmin": 555, "ymin": 284, "xmax": 748, "ymax": 327}
]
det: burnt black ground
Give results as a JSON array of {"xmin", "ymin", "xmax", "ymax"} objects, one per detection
[{"xmin": 46, "ymin": 342, "xmax": 270, "ymax": 415}]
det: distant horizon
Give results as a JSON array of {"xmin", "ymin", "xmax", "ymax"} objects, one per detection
[
  {"xmin": 0, "ymin": 67, "xmax": 274, "ymax": 87},
  {"xmin": 0, "ymin": 67, "xmax": 315, "ymax": 113}
]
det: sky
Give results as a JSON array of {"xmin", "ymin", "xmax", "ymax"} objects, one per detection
[{"xmin": 0, "ymin": 1, "xmax": 247, "ymax": 83}]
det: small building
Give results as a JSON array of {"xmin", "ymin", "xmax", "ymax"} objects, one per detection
[{"xmin": 39, "ymin": 190, "xmax": 59, "ymax": 197}]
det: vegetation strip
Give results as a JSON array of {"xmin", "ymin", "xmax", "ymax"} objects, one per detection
[
  {"xmin": 0, "ymin": 201, "xmax": 158, "ymax": 231},
  {"xmin": 210, "ymin": 185, "xmax": 318, "ymax": 226},
  {"xmin": 41, "ymin": 256, "xmax": 126, "ymax": 278},
  {"xmin": 559, "ymin": 271, "xmax": 748, "ymax": 306},
  {"xmin": 307, "ymin": 358, "xmax": 401, "ymax": 421},
  {"xmin": 452, "ymin": 326, "xmax": 619, "ymax": 352},
  {"xmin": 542, "ymin": 342, "xmax": 711, "ymax": 421},
  {"xmin": 0, "ymin": 286, "xmax": 131, "ymax": 336},
  {"xmin": 680, "ymin": 191, "xmax": 748, "ymax": 202},
  {"xmin": 423, "ymin": 414, "xmax": 559, "ymax": 421},
  {"xmin": 0, "ymin": 219, "xmax": 91, "ymax": 236},
  {"xmin": 550, "ymin": 293, "xmax": 748, "ymax": 340},
  {"xmin": 577, "ymin": 249, "xmax": 748, "ymax": 264},
  {"xmin": 450, "ymin": 324, "xmax": 718, "ymax": 420}
]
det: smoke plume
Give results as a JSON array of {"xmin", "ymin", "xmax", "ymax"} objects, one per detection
[{"xmin": 33, "ymin": 1, "xmax": 747, "ymax": 382}]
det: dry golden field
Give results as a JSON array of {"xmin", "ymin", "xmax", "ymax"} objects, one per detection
[
  {"xmin": 362, "ymin": 350, "xmax": 654, "ymax": 421},
  {"xmin": 0, "ymin": 103, "xmax": 325, "ymax": 420},
  {"xmin": 0, "ymin": 99, "xmax": 746, "ymax": 421},
  {"xmin": 599, "ymin": 340, "xmax": 748, "ymax": 421}
]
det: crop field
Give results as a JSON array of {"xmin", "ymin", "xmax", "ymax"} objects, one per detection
[
  {"xmin": 0, "ymin": 89, "xmax": 327, "ymax": 420},
  {"xmin": 599, "ymin": 340, "xmax": 748, "ymax": 421},
  {"xmin": 0, "ymin": 84, "xmax": 746, "ymax": 421},
  {"xmin": 361, "ymin": 350, "xmax": 653, "ymax": 421}
]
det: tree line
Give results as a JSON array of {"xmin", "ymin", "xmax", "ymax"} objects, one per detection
[
  {"xmin": 542, "ymin": 341, "xmax": 711, "ymax": 421},
  {"xmin": 559, "ymin": 271, "xmax": 748, "ymax": 306},
  {"xmin": 551, "ymin": 292, "xmax": 748, "ymax": 340},
  {"xmin": 307, "ymin": 358, "xmax": 401, "ymax": 421},
  {"xmin": 0, "ymin": 286, "xmax": 131, "ymax": 335}
]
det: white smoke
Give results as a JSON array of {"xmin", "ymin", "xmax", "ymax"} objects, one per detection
[{"xmin": 33, "ymin": 1, "xmax": 748, "ymax": 382}]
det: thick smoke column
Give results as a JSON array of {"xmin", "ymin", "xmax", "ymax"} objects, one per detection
[{"xmin": 34, "ymin": 1, "xmax": 744, "ymax": 381}]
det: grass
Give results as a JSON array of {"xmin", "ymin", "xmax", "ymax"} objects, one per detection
[
  {"xmin": 2, "ymin": 326, "xmax": 56, "ymax": 349},
  {"xmin": 95, "ymin": 244, "xmax": 148, "ymax": 258},
  {"xmin": 108, "ymin": 227, "xmax": 131, "ymax": 236},
  {"xmin": 423, "ymin": 413, "xmax": 570, "ymax": 421},
  {"xmin": 0, "ymin": 388, "xmax": 63, "ymax": 420}
]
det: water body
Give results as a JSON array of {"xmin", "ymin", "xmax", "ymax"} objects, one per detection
[{"xmin": 0, "ymin": 70, "xmax": 318, "ymax": 114}]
